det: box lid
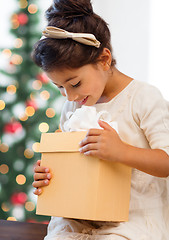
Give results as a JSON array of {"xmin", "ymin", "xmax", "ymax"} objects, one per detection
[{"xmin": 39, "ymin": 131, "xmax": 87, "ymax": 153}]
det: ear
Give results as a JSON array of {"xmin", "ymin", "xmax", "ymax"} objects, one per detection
[{"xmin": 98, "ymin": 48, "xmax": 112, "ymax": 71}]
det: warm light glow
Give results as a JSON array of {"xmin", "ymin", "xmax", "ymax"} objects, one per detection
[
  {"xmin": 32, "ymin": 80, "xmax": 42, "ymax": 90},
  {"xmin": 32, "ymin": 142, "xmax": 40, "ymax": 152},
  {"xmin": 46, "ymin": 108, "xmax": 56, "ymax": 118},
  {"xmin": 1, "ymin": 203, "xmax": 10, "ymax": 212},
  {"xmin": 16, "ymin": 174, "xmax": 26, "ymax": 185},
  {"xmin": 19, "ymin": 113, "xmax": 28, "ymax": 121},
  {"xmin": 19, "ymin": 0, "xmax": 28, "ymax": 8},
  {"xmin": 30, "ymin": 93, "xmax": 35, "ymax": 100},
  {"xmin": 28, "ymin": 4, "xmax": 38, "ymax": 14},
  {"xmin": 0, "ymin": 143, "xmax": 9, "ymax": 153},
  {"xmin": 24, "ymin": 148, "xmax": 34, "ymax": 159},
  {"xmin": 25, "ymin": 201, "xmax": 35, "ymax": 211},
  {"xmin": 11, "ymin": 54, "xmax": 23, "ymax": 65},
  {"xmin": 40, "ymin": 90, "xmax": 50, "ymax": 100},
  {"xmin": 7, "ymin": 217, "xmax": 17, "ymax": 221},
  {"xmin": 0, "ymin": 100, "xmax": 5, "ymax": 110},
  {"xmin": 11, "ymin": 14, "xmax": 19, "ymax": 29},
  {"xmin": 39, "ymin": 122, "xmax": 49, "ymax": 133},
  {"xmin": 14, "ymin": 38, "xmax": 23, "ymax": 48},
  {"xmin": 2, "ymin": 49, "xmax": 12, "ymax": 58},
  {"xmin": 7, "ymin": 85, "xmax": 17, "ymax": 95},
  {"xmin": 0, "ymin": 164, "xmax": 9, "ymax": 174},
  {"xmin": 25, "ymin": 106, "xmax": 35, "ymax": 117}
]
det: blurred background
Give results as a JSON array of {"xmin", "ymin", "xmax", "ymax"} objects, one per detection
[{"xmin": 0, "ymin": 0, "xmax": 169, "ymax": 223}]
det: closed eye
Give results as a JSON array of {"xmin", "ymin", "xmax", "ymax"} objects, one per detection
[{"xmin": 72, "ymin": 81, "xmax": 81, "ymax": 88}]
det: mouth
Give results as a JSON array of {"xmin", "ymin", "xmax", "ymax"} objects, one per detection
[{"xmin": 77, "ymin": 96, "xmax": 89, "ymax": 105}]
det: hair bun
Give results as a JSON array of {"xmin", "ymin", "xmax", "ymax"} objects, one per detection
[{"xmin": 46, "ymin": 0, "xmax": 93, "ymax": 21}]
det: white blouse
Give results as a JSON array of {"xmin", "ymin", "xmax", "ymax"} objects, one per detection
[{"xmin": 45, "ymin": 80, "xmax": 169, "ymax": 240}]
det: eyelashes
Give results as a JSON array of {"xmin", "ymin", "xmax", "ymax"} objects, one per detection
[
  {"xmin": 72, "ymin": 81, "xmax": 81, "ymax": 88},
  {"xmin": 52, "ymin": 81, "xmax": 81, "ymax": 89}
]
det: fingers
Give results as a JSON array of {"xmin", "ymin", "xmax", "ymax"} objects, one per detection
[
  {"xmin": 79, "ymin": 135, "xmax": 98, "ymax": 147},
  {"xmin": 34, "ymin": 172, "xmax": 51, "ymax": 181},
  {"xmin": 98, "ymin": 120, "xmax": 115, "ymax": 131},
  {"xmin": 32, "ymin": 179, "xmax": 50, "ymax": 189},
  {"xmin": 33, "ymin": 188, "xmax": 42, "ymax": 195},
  {"xmin": 79, "ymin": 143, "xmax": 98, "ymax": 154},
  {"xmin": 34, "ymin": 165, "xmax": 49, "ymax": 174}
]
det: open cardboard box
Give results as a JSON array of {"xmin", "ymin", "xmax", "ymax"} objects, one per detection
[{"xmin": 36, "ymin": 131, "xmax": 131, "ymax": 221}]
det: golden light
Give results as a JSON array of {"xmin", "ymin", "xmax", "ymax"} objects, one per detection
[
  {"xmin": 39, "ymin": 122, "xmax": 49, "ymax": 133},
  {"xmin": 16, "ymin": 174, "xmax": 26, "ymax": 185},
  {"xmin": 32, "ymin": 80, "xmax": 42, "ymax": 90},
  {"xmin": 40, "ymin": 90, "xmax": 50, "ymax": 100},
  {"xmin": 0, "ymin": 164, "xmax": 9, "ymax": 174},
  {"xmin": 28, "ymin": 4, "xmax": 38, "ymax": 14},
  {"xmin": 0, "ymin": 100, "xmax": 5, "ymax": 110},
  {"xmin": 11, "ymin": 14, "xmax": 19, "ymax": 29},
  {"xmin": 7, "ymin": 85, "xmax": 17, "ymax": 95},
  {"xmin": 0, "ymin": 143, "xmax": 9, "ymax": 153},
  {"xmin": 25, "ymin": 201, "xmax": 35, "ymax": 211},
  {"xmin": 14, "ymin": 38, "xmax": 23, "ymax": 48},
  {"xmin": 2, "ymin": 49, "xmax": 12, "ymax": 58},
  {"xmin": 1, "ymin": 203, "xmax": 10, "ymax": 212},
  {"xmin": 46, "ymin": 108, "xmax": 56, "ymax": 118},
  {"xmin": 30, "ymin": 93, "xmax": 35, "ymax": 100},
  {"xmin": 32, "ymin": 142, "xmax": 40, "ymax": 153},
  {"xmin": 25, "ymin": 106, "xmax": 35, "ymax": 117},
  {"xmin": 24, "ymin": 148, "xmax": 34, "ymax": 159},
  {"xmin": 19, "ymin": 0, "xmax": 28, "ymax": 8},
  {"xmin": 19, "ymin": 113, "xmax": 28, "ymax": 121},
  {"xmin": 11, "ymin": 54, "xmax": 23, "ymax": 65},
  {"xmin": 7, "ymin": 217, "xmax": 17, "ymax": 221}
]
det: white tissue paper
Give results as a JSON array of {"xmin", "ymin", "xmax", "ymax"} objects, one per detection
[{"xmin": 63, "ymin": 105, "xmax": 118, "ymax": 132}]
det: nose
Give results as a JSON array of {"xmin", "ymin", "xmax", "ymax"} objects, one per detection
[{"xmin": 64, "ymin": 88, "xmax": 78, "ymax": 101}]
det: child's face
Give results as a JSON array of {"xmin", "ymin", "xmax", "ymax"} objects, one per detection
[{"xmin": 46, "ymin": 64, "xmax": 109, "ymax": 106}]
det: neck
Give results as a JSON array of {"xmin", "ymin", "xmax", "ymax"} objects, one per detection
[{"xmin": 100, "ymin": 67, "xmax": 133, "ymax": 103}]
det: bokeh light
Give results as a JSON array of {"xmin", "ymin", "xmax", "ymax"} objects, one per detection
[
  {"xmin": 40, "ymin": 90, "xmax": 50, "ymax": 100},
  {"xmin": 11, "ymin": 54, "xmax": 23, "ymax": 65},
  {"xmin": 0, "ymin": 143, "xmax": 9, "ymax": 153},
  {"xmin": 32, "ymin": 80, "xmax": 42, "ymax": 90},
  {"xmin": 39, "ymin": 122, "xmax": 49, "ymax": 133},
  {"xmin": 32, "ymin": 142, "xmax": 40, "ymax": 153},
  {"xmin": 7, "ymin": 217, "xmax": 17, "ymax": 221},
  {"xmin": 16, "ymin": 174, "xmax": 26, "ymax": 185},
  {"xmin": 25, "ymin": 201, "xmax": 35, "ymax": 211},
  {"xmin": 0, "ymin": 100, "xmax": 5, "ymax": 110},
  {"xmin": 1, "ymin": 203, "xmax": 10, "ymax": 212},
  {"xmin": 19, "ymin": 0, "xmax": 28, "ymax": 9},
  {"xmin": 46, "ymin": 108, "xmax": 56, "ymax": 118},
  {"xmin": 2, "ymin": 49, "xmax": 12, "ymax": 58},
  {"xmin": 7, "ymin": 85, "xmax": 17, "ymax": 95},
  {"xmin": 0, "ymin": 164, "xmax": 9, "ymax": 174},
  {"xmin": 14, "ymin": 38, "xmax": 23, "ymax": 48},
  {"xmin": 28, "ymin": 4, "xmax": 38, "ymax": 14},
  {"xmin": 25, "ymin": 106, "xmax": 35, "ymax": 117},
  {"xmin": 24, "ymin": 148, "xmax": 34, "ymax": 159}
]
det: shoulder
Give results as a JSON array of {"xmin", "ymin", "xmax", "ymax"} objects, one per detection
[{"xmin": 131, "ymin": 80, "xmax": 167, "ymax": 110}]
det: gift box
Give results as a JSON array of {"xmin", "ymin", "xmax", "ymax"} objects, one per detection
[{"xmin": 36, "ymin": 131, "xmax": 131, "ymax": 221}]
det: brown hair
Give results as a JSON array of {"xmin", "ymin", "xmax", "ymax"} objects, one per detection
[{"xmin": 31, "ymin": 0, "xmax": 116, "ymax": 72}]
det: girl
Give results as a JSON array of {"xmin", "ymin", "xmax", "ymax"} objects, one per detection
[{"xmin": 32, "ymin": 0, "xmax": 169, "ymax": 239}]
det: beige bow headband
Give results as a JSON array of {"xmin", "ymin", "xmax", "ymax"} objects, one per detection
[{"xmin": 41, "ymin": 26, "xmax": 100, "ymax": 48}]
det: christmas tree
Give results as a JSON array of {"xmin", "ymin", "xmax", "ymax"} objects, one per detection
[{"xmin": 0, "ymin": 0, "xmax": 63, "ymax": 222}]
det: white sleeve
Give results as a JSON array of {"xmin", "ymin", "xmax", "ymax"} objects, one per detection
[{"xmin": 133, "ymin": 83, "xmax": 169, "ymax": 155}]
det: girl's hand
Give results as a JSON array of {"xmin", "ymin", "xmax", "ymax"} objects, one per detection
[
  {"xmin": 79, "ymin": 120, "xmax": 127, "ymax": 163},
  {"xmin": 32, "ymin": 160, "xmax": 52, "ymax": 195}
]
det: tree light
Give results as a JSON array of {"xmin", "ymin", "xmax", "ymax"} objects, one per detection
[{"xmin": 0, "ymin": 100, "xmax": 5, "ymax": 110}]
